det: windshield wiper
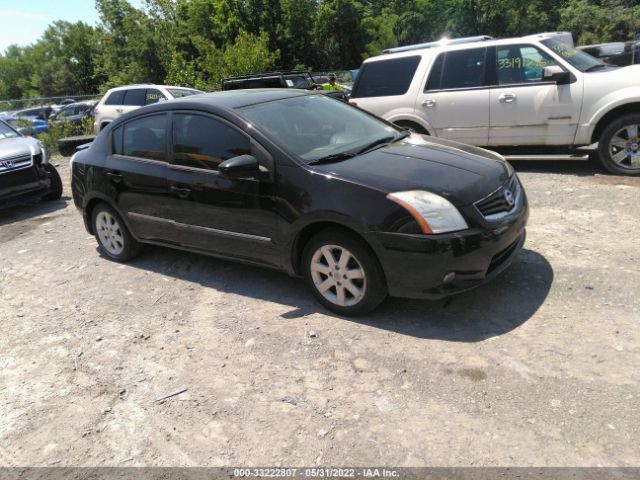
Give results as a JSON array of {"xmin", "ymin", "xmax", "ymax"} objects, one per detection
[
  {"xmin": 356, "ymin": 131, "xmax": 410, "ymax": 155},
  {"xmin": 307, "ymin": 152, "xmax": 356, "ymax": 165},
  {"xmin": 585, "ymin": 64, "xmax": 613, "ymax": 72}
]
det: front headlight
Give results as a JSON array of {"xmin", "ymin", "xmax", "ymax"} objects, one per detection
[{"xmin": 387, "ymin": 190, "xmax": 468, "ymax": 234}]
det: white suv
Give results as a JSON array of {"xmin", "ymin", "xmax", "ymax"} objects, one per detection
[
  {"xmin": 93, "ymin": 84, "xmax": 202, "ymax": 134},
  {"xmin": 350, "ymin": 33, "xmax": 640, "ymax": 175}
]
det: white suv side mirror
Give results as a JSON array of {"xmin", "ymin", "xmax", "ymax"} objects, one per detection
[{"xmin": 542, "ymin": 65, "xmax": 571, "ymax": 85}]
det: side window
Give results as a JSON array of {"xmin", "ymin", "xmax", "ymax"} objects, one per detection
[
  {"xmin": 122, "ymin": 88, "xmax": 147, "ymax": 106},
  {"xmin": 172, "ymin": 114, "xmax": 250, "ymax": 171},
  {"xmin": 440, "ymin": 48, "xmax": 487, "ymax": 90},
  {"xmin": 112, "ymin": 126, "xmax": 123, "ymax": 155},
  {"xmin": 351, "ymin": 56, "xmax": 421, "ymax": 98},
  {"xmin": 425, "ymin": 54, "xmax": 444, "ymax": 91},
  {"xmin": 104, "ymin": 91, "xmax": 125, "ymax": 106},
  {"xmin": 496, "ymin": 45, "xmax": 558, "ymax": 84},
  {"xmin": 145, "ymin": 89, "xmax": 166, "ymax": 105},
  {"xmin": 122, "ymin": 114, "xmax": 167, "ymax": 161}
]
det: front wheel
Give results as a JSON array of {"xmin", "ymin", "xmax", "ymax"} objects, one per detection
[
  {"xmin": 41, "ymin": 164, "xmax": 63, "ymax": 201},
  {"xmin": 303, "ymin": 230, "xmax": 387, "ymax": 316},
  {"xmin": 597, "ymin": 113, "xmax": 640, "ymax": 176}
]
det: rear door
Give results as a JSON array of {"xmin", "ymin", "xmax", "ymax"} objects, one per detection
[
  {"xmin": 488, "ymin": 44, "xmax": 583, "ymax": 146},
  {"xmin": 121, "ymin": 88, "xmax": 147, "ymax": 116},
  {"xmin": 415, "ymin": 47, "xmax": 490, "ymax": 145},
  {"xmin": 163, "ymin": 111, "xmax": 279, "ymax": 266},
  {"xmin": 108, "ymin": 113, "xmax": 173, "ymax": 241}
]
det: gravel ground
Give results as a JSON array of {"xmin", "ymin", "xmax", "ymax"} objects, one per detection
[{"xmin": 0, "ymin": 156, "xmax": 638, "ymax": 467}]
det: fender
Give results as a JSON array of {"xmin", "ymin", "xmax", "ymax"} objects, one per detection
[
  {"xmin": 386, "ymin": 112, "xmax": 435, "ymax": 136},
  {"xmin": 578, "ymin": 87, "xmax": 640, "ymax": 145}
]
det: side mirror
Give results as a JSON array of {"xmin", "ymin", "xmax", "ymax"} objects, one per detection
[
  {"xmin": 219, "ymin": 154, "xmax": 260, "ymax": 178},
  {"xmin": 542, "ymin": 65, "xmax": 571, "ymax": 85}
]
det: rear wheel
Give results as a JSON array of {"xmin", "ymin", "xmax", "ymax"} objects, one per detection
[
  {"xmin": 303, "ymin": 229, "xmax": 387, "ymax": 316},
  {"xmin": 41, "ymin": 164, "xmax": 62, "ymax": 201},
  {"xmin": 91, "ymin": 203, "xmax": 141, "ymax": 262},
  {"xmin": 597, "ymin": 113, "xmax": 640, "ymax": 176}
]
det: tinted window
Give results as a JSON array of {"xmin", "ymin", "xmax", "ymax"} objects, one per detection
[
  {"xmin": 351, "ymin": 56, "xmax": 421, "ymax": 98},
  {"xmin": 112, "ymin": 126, "xmax": 123, "ymax": 155},
  {"xmin": 122, "ymin": 114, "xmax": 167, "ymax": 161},
  {"xmin": 496, "ymin": 45, "xmax": 557, "ymax": 84},
  {"xmin": 425, "ymin": 54, "xmax": 444, "ymax": 91},
  {"xmin": 166, "ymin": 88, "xmax": 202, "ymax": 98},
  {"xmin": 145, "ymin": 89, "xmax": 165, "ymax": 105},
  {"xmin": 105, "ymin": 91, "xmax": 125, "ymax": 105},
  {"xmin": 173, "ymin": 114, "xmax": 250, "ymax": 171},
  {"xmin": 440, "ymin": 48, "xmax": 487, "ymax": 89},
  {"xmin": 123, "ymin": 89, "xmax": 147, "ymax": 106}
]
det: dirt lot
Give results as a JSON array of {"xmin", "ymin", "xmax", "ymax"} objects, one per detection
[{"xmin": 0, "ymin": 156, "xmax": 639, "ymax": 467}]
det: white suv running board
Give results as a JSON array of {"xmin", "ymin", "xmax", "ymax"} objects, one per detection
[{"xmin": 503, "ymin": 154, "xmax": 590, "ymax": 161}]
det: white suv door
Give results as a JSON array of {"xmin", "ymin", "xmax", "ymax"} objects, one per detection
[
  {"xmin": 414, "ymin": 47, "xmax": 490, "ymax": 145},
  {"xmin": 488, "ymin": 44, "xmax": 583, "ymax": 146}
]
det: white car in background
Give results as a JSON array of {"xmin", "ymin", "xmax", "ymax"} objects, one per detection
[
  {"xmin": 350, "ymin": 32, "xmax": 640, "ymax": 175},
  {"xmin": 93, "ymin": 84, "xmax": 202, "ymax": 133}
]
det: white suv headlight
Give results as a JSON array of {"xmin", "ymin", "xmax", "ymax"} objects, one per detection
[{"xmin": 387, "ymin": 190, "xmax": 469, "ymax": 234}]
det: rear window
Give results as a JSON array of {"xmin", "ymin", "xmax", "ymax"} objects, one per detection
[
  {"xmin": 123, "ymin": 89, "xmax": 147, "ymax": 106},
  {"xmin": 351, "ymin": 56, "xmax": 421, "ymax": 98},
  {"xmin": 104, "ymin": 91, "xmax": 125, "ymax": 105}
]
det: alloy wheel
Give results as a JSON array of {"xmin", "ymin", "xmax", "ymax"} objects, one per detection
[
  {"xmin": 609, "ymin": 123, "xmax": 640, "ymax": 170},
  {"xmin": 310, "ymin": 245, "xmax": 366, "ymax": 307},
  {"xmin": 95, "ymin": 211, "xmax": 125, "ymax": 256}
]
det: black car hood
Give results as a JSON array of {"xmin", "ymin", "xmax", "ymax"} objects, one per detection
[{"xmin": 311, "ymin": 135, "xmax": 511, "ymax": 206}]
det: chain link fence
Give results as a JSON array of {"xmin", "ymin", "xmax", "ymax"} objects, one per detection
[{"xmin": 0, "ymin": 94, "xmax": 102, "ymax": 113}]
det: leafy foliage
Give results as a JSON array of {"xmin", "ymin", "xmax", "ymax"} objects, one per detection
[{"xmin": 0, "ymin": 0, "xmax": 638, "ymax": 101}]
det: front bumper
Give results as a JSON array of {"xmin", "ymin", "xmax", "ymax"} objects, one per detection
[
  {"xmin": 371, "ymin": 202, "xmax": 528, "ymax": 300},
  {"xmin": 0, "ymin": 164, "xmax": 51, "ymax": 202}
]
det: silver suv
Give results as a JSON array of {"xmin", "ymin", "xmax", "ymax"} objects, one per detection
[
  {"xmin": 93, "ymin": 84, "xmax": 202, "ymax": 133},
  {"xmin": 351, "ymin": 33, "xmax": 640, "ymax": 175}
]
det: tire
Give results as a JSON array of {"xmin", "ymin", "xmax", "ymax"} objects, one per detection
[
  {"xmin": 393, "ymin": 120, "xmax": 429, "ymax": 135},
  {"xmin": 597, "ymin": 113, "xmax": 640, "ymax": 176},
  {"xmin": 302, "ymin": 229, "xmax": 387, "ymax": 316},
  {"xmin": 41, "ymin": 164, "xmax": 63, "ymax": 201},
  {"xmin": 91, "ymin": 202, "xmax": 141, "ymax": 262}
]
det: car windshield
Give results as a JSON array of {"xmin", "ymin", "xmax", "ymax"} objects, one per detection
[
  {"xmin": 542, "ymin": 38, "xmax": 606, "ymax": 72},
  {"xmin": 0, "ymin": 120, "xmax": 20, "ymax": 139},
  {"xmin": 239, "ymin": 94, "xmax": 400, "ymax": 163},
  {"xmin": 282, "ymin": 74, "xmax": 314, "ymax": 89},
  {"xmin": 166, "ymin": 88, "xmax": 203, "ymax": 98}
]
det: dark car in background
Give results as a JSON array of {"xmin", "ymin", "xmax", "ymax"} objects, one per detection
[
  {"xmin": 222, "ymin": 71, "xmax": 347, "ymax": 100},
  {"xmin": 71, "ymin": 90, "xmax": 527, "ymax": 315},
  {"xmin": 578, "ymin": 40, "xmax": 640, "ymax": 66},
  {"xmin": 49, "ymin": 101, "xmax": 97, "ymax": 127},
  {"xmin": 0, "ymin": 119, "xmax": 62, "ymax": 205}
]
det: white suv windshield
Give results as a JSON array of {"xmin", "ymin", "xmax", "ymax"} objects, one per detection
[
  {"xmin": 542, "ymin": 38, "xmax": 606, "ymax": 72},
  {"xmin": 239, "ymin": 95, "xmax": 399, "ymax": 163},
  {"xmin": 0, "ymin": 121, "xmax": 19, "ymax": 139}
]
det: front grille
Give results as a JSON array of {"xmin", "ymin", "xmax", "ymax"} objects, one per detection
[
  {"xmin": 474, "ymin": 175, "xmax": 520, "ymax": 219},
  {"xmin": 0, "ymin": 154, "xmax": 33, "ymax": 174}
]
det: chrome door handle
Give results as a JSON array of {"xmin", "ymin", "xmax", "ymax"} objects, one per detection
[
  {"xmin": 170, "ymin": 185, "xmax": 191, "ymax": 199},
  {"xmin": 116, "ymin": 108, "xmax": 124, "ymax": 113},
  {"xmin": 499, "ymin": 93, "xmax": 516, "ymax": 103},
  {"xmin": 106, "ymin": 171, "xmax": 123, "ymax": 183},
  {"xmin": 421, "ymin": 99, "xmax": 436, "ymax": 108}
]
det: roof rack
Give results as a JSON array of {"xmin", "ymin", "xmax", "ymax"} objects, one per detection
[{"xmin": 382, "ymin": 35, "xmax": 494, "ymax": 54}]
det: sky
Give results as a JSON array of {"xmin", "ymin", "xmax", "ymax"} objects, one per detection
[{"xmin": 0, "ymin": 0, "xmax": 145, "ymax": 54}]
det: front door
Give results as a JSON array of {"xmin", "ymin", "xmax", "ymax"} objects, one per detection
[
  {"xmin": 415, "ymin": 47, "xmax": 490, "ymax": 145},
  {"xmin": 163, "ymin": 112, "xmax": 279, "ymax": 267},
  {"xmin": 488, "ymin": 44, "xmax": 584, "ymax": 146}
]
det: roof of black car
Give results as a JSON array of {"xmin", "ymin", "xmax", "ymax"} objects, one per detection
[{"xmin": 171, "ymin": 88, "xmax": 309, "ymax": 109}]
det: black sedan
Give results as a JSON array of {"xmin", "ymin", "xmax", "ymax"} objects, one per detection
[{"xmin": 70, "ymin": 90, "xmax": 528, "ymax": 315}]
